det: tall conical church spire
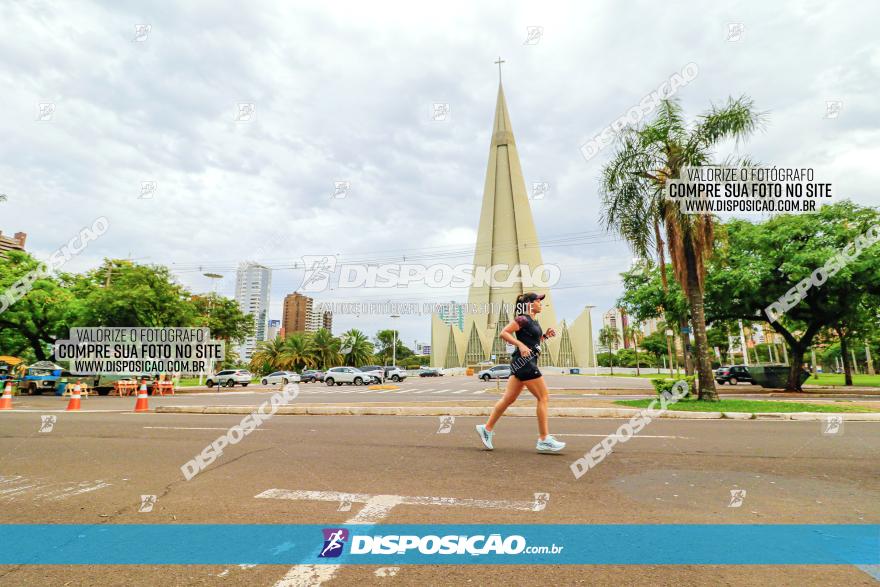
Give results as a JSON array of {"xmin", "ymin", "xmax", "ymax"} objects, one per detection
[
  {"xmin": 466, "ymin": 78, "xmax": 557, "ymax": 337},
  {"xmin": 430, "ymin": 73, "xmax": 596, "ymax": 370}
]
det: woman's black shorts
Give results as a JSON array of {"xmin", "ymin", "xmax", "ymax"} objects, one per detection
[{"xmin": 512, "ymin": 359, "xmax": 542, "ymax": 382}]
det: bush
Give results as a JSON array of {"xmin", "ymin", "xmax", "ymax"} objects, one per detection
[{"xmin": 650, "ymin": 376, "xmax": 694, "ymax": 399}]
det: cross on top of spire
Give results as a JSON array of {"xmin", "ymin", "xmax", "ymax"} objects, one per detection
[{"xmin": 494, "ymin": 56, "xmax": 505, "ymax": 82}]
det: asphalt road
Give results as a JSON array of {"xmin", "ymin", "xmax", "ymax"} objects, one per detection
[
  {"xmin": 0, "ymin": 407, "xmax": 878, "ymax": 586},
  {"xmin": 9, "ymin": 374, "xmax": 878, "ymax": 413}
]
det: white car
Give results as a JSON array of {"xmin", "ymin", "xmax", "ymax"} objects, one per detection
[
  {"xmin": 261, "ymin": 371, "xmax": 301, "ymax": 386},
  {"xmin": 324, "ymin": 367, "xmax": 374, "ymax": 386},
  {"xmin": 383, "ymin": 366, "xmax": 408, "ymax": 382},
  {"xmin": 206, "ymin": 369, "xmax": 253, "ymax": 388}
]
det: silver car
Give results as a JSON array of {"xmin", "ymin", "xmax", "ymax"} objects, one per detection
[
  {"xmin": 206, "ymin": 369, "xmax": 253, "ymax": 388},
  {"xmin": 477, "ymin": 365, "xmax": 511, "ymax": 381},
  {"xmin": 261, "ymin": 371, "xmax": 301, "ymax": 385}
]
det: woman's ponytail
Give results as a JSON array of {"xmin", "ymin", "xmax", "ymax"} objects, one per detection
[{"xmin": 514, "ymin": 293, "xmax": 528, "ymax": 316}]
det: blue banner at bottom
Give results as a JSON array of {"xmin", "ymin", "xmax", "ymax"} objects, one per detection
[{"xmin": 0, "ymin": 525, "xmax": 876, "ymax": 565}]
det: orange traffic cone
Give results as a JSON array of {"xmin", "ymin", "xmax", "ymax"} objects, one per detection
[
  {"xmin": 134, "ymin": 379, "xmax": 150, "ymax": 412},
  {"xmin": 0, "ymin": 381, "xmax": 13, "ymax": 410},
  {"xmin": 66, "ymin": 381, "xmax": 82, "ymax": 411}
]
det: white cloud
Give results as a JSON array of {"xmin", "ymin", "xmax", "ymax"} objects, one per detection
[{"xmin": 1, "ymin": 0, "xmax": 877, "ymax": 344}]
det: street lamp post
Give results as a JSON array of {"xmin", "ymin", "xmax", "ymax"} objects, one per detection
[
  {"xmin": 390, "ymin": 315, "xmax": 400, "ymax": 368},
  {"xmin": 202, "ymin": 273, "xmax": 224, "ymax": 386}
]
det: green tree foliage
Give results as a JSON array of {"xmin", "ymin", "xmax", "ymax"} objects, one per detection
[
  {"xmin": 0, "ymin": 251, "xmax": 77, "ymax": 360},
  {"xmin": 705, "ymin": 201, "xmax": 880, "ymax": 390},
  {"xmin": 601, "ymin": 97, "xmax": 765, "ymax": 400}
]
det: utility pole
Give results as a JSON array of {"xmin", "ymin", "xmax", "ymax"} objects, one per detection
[
  {"xmin": 390, "ymin": 314, "xmax": 400, "ymax": 368},
  {"xmin": 738, "ymin": 320, "xmax": 749, "ymax": 366}
]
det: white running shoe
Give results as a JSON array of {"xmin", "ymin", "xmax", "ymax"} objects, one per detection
[
  {"xmin": 536, "ymin": 435, "xmax": 566, "ymax": 453},
  {"xmin": 475, "ymin": 424, "xmax": 494, "ymax": 450}
]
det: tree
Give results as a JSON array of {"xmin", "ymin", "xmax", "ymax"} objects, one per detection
[
  {"xmin": 190, "ymin": 294, "xmax": 254, "ymax": 345},
  {"xmin": 0, "ymin": 251, "xmax": 77, "ymax": 360},
  {"xmin": 601, "ymin": 96, "xmax": 766, "ymax": 400},
  {"xmin": 704, "ymin": 201, "xmax": 880, "ymax": 390},
  {"xmin": 311, "ymin": 328, "xmax": 341, "ymax": 369},
  {"xmin": 339, "ymin": 329, "xmax": 374, "ymax": 366},
  {"xmin": 250, "ymin": 337, "xmax": 288, "ymax": 374},
  {"xmin": 71, "ymin": 259, "xmax": 194, "ymax": 327},
  {"xmin": 641, "ymin": 330, "xmax": 669, "ymax": 372},
  {"xmin": 279, "ymin": 333, "xmax": 317, "ymax": 371},
  {"xmin": 624, "ymin": 324, "xmax": 643, "ymax": 375},
  {"xmin": 598, "ymin": 326, "xmax": 620, "ymax": 375},
  {"xmin": 374, "ymin": 329, "xmax": 412, "ymax": 364}
]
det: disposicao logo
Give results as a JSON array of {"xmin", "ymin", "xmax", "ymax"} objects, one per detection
[{"xmin": 319, "ymin": 528, "xmax": 349, "ymax": 558}]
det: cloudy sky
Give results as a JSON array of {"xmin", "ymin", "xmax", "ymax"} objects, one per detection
[{"xmin": 2, "ymin": 0, "xmax": 878, "ymax": 347}]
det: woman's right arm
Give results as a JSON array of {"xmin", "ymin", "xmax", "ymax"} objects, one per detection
[{"xmin": 501, "ymin": 319, "xmax": 531, "ymax": 357}]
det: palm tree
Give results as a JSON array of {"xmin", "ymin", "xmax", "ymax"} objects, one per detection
[
  {"xmin": 311, "ymin": 328, "xmax": 341, "ymax": 369},
  {"xmin": 625, "ymin": 324, "xmax": 643, "ymax": 376},
  {"xmin": 279, "ymin": 333, "xmax": 317, "ymax": 371},
  {"xmin": 339, "ymin": 329, "xmax": 374, "ymax": 366},
  {"xmin": 250, "ymin": 337, "xmax": 287, "ymax": 373},
  {"xmin": 601, "ymin": 97, "xmax": 765, "ymax": 401},
  {"xmin": 599, "ymin": 326, "xmax": 621, "ymax": 375}
]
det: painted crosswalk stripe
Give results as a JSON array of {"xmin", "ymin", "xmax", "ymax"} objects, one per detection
[
  {"xmin": 432, "ymin": 389, "xmax": 452, "ymax": 394},
  {"xmin": 452, "ymin": 390, "xmax": 468, "ymax": 394},
  {"xmin": 394, "ymin": 389, "xmax": 412, "ymax": 394}
]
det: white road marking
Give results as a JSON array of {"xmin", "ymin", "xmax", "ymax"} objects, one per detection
[
  {"xmin": 258, "ymin": 488, "xmax": 548, "ymax": 586},
  {"xmin": 472, "ymin": 389, "xmax": 486, "ymax": 395},
  {"xmin": 0, "ymin": 476, "xmax": 111, "ymax": 502},
  {"xmin": 554, "ymin": 433, "xmax": 691, "ymax": 439},
  {"xmin": 394, "ymin": 389, "xmax": 412, "ymax": 394},
  {"xmin": 452, "ymin": 390, "xmax": 468, "ymax": 394},
  {"xmin": 413, "ymin": 389, "xmax": 432, "ymax": 394},
  {"xmin": 143, "ymin": 426, "xmax": 268, "ymax": 431},
  {"xmin": 432, "ymin": 389, "xmax": 452, "ymax": 394}
]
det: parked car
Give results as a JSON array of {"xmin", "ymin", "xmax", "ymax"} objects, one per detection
[
  {"xmin": 715, "ymin": 365, "xmax": 753, "ymax": 385},
  {"xmin": 477, "ymin": 365, "xmax": 511, "ymax": 381},
  {"xmin": 300, "ymin": 370, "xmax": 324, "ymax": 383},
  {"xmin": 383, "ymin": 366, "xmax": 408, "ymax": 382},
  {"xmin": 324, "ymin": 366, "xmax": 374, "ymax": 386},
  {"xmin": 419, "ymin": 368, "xmax": 443, "ymax": 377},
  {"xmin": 260, "ymin": 371, "xmax": 300, "ymax": 385},
  {"xmin": 359, "ymin": 365, "xmax": 386, "ymax": 383},
  {"xmin": 206, "ymin": 369, "xmax": 253, "ymax": 388}
]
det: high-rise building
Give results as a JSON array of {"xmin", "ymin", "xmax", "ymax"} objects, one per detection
[
  {"xmin": 283, "ymin": 292, "xmax": 312, "ymax": 334},
  {"xmin": 319, "ymin": 310, "xmax": 333, "ymax": 333},
  {"xmin": 234, "ymin": 262, "xmax": 272, "ymax": 362},
  {"xmin": 0, "ymin": 230, "xmax": 27, "ymax": 257},
  {"xmin": 431, "ymin": 78, "xmax": 594, "ymax": 368},
  {"xmin": 282, "ymin": 292, "xmax": 333, "ymax": 334},
  {"xmin": 602, "ymin": 308, "xmax": 629, "ymax": 352}
]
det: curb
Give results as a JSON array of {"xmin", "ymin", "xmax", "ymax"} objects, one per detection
[{"xmin": 154, "ymin": 405, "xmax": 880, "ymax": 421}]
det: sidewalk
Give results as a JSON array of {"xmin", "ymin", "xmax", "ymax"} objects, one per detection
[{"xmin": 156, "ymin": 396, "xmax": 880, "ymax": 421}]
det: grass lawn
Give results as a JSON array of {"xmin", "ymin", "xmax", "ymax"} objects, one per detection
[
  {"xmin": 804, "ymin": 374, "xmax": 880, "ymax": 388},
  {"xmin": 614, "ymin": 398, "xmax": 874, "ymax": 413}
]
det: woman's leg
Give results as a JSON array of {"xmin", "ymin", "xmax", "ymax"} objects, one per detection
[
  {"xmin": 485, "ymin": 376, "xmax": 524, "ymax": 431},
  {"xmin": 523, "ymin": 376, "xmax": 550, "ymax": 440}
]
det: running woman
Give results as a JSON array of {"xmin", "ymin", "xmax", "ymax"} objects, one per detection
[{"xmin": 475, "ymin": 292, "xmax": 566, "ymax": 453}]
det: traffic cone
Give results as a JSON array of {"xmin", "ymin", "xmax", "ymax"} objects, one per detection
[
  {"xmin": 0, "ymin": 381, "xmax": 13, "ymax": 410},
  {"xmin": 134, "ymin": 379, "xmax": 149, "ymax": 412},
  {"xmin": 66, "ymin": 381, "xmax": 82, "ymax": 411}
]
